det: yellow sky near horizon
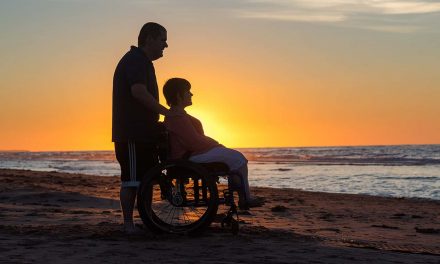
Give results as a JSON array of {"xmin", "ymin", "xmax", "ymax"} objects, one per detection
[{"xmin": 0, "ymin": 1, "xmax": 439, "ymax": 151}]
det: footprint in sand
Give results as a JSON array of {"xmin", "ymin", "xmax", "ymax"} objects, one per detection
[{"xmin": 271, "ymin": 205, "xmax": 288, "ymax": 212}]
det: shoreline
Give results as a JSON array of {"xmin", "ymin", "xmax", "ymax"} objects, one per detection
[{"xmin": 1, "ymin": 168, "xmax": 439, "ymax": 263}]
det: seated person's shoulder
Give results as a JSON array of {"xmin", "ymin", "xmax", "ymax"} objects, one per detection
[
  {"xmin": 164, "ymin": 114, "xmax": 190, "ymax": 127},
  {"xmin": 165, "ymin": 114, "xmax": 188, "ymax": 122}
]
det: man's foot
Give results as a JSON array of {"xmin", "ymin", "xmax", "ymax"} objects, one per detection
[
  {"xmin": 239, "ymin": 196, "xmax": 265, "ymax": 210},
  {"xmin": 123, "ymin": 223, "xmax": 144, "ymax": 235}
]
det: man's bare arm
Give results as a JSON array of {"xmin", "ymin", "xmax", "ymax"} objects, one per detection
[{"xmin": 131, "ymin": 83, "xmax": 170, "ymax": 116}]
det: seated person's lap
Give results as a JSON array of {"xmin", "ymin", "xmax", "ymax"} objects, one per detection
[{"xmin": 189, "ymin": 146, "xmax": 247, "ymax": 171}]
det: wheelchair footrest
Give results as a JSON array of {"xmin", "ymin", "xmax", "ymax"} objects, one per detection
[
  {"xmin": 218, "ymin": 197, "xmax": 226, "ymax": 204},
  {"xmin": 222, "ymin": 189, "xmax": 235, "ymax": 206}
]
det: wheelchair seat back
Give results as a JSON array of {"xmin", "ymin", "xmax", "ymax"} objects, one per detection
[{"xmin": 156, "ymin": 123, "xmax": 169, "ymax": 163}]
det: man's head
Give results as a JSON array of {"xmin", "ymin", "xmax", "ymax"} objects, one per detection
[
  {"xmin": 163, "ymin": 78, "xmax": 192, "ymax": 107},
  {"xmin": 138, "ymin": 22, "xmax": 168, "ymax": 61}
]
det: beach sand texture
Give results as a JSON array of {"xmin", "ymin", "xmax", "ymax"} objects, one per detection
[{"xmin": 1, "ymin": 169, "xmax": 439, "ymax": 263}]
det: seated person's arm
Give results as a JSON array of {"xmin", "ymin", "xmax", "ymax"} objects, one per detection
[{"xmin": 167, "ymin": 116, "xmax": 219, "ymax": 151}]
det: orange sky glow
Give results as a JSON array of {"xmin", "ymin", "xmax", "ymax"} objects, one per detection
[{"xmin": 0, "ymin": 1, "xmax": 439, "ymax": 151}]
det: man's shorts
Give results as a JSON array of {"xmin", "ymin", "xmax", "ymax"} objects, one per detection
[{"xmin": 115, "ymin": 141, "xmax": 158, "ymax": 188}]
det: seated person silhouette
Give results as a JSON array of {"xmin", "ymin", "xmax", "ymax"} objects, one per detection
[{"xmin": 163, "ymin": 78, "xmax": 264, "ymax": 209}]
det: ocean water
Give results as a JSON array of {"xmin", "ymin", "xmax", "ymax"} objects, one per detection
[{"xmin": 1, "ymin": 145, "xmax": 439, "ymax": 200}]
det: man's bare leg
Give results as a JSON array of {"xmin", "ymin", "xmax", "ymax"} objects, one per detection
[{"xmin": 120, "ymin": 186, "xmax": 137, "ymax": 233}]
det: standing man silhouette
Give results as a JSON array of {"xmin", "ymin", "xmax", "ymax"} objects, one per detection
[{"xmin": 112, "ymin": 22, "xmax": 171, "ymax": 234}]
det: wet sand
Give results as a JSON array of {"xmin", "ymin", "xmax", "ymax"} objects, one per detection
[{"xmin": 1, "ymin": 169, "xmax": 439, "ymax": 263}]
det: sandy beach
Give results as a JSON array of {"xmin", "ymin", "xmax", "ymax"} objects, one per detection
[{"xmin": 0, "ymin": 168, "xmax": 439, "ymax": 263}]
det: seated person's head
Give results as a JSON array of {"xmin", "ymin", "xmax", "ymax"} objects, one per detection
[{"xmin": 163, "ymin": 78, "xmax": 192, "ymax": 108}]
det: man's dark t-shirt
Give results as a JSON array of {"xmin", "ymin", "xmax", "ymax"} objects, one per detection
[{"xmin": 112, "ymin": 46, "xmax": 161, "ymax": 142}]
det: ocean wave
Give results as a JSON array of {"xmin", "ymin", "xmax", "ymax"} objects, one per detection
[
  {"xmin": 0, "ymin": 151, "xmax": 116, "ymax": 161},
  {"xmin": 376, "ymin": 176, "xmax": 439, "ymax": 181},
  {"xmin": 1, "ymin": 146, "xmax": 439, "ymax": 200},
  {"xmin": 240, "ymin": 145, "xmax": 440, "ymax": 166},
  {"xmin": 1, "ymin": 145, "xmax": 440, "ymax": 167},
  {"xmin": 246, "ymin": 157, "xmax": 440, "ymax": 166}
]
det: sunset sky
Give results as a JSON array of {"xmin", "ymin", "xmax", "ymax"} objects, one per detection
[{"xmin": 1, "ymin": 0, "xmax": 439, "ymax": 151}]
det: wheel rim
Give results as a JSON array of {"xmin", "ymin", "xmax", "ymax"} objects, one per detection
[{"xmin": 147, "ymin": 168, "xmax": 214, "ymax": 231}]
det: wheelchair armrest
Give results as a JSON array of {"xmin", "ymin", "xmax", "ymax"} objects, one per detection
[
  {"xmin": 162, "ymin": 159, "xmax": 233, "ymax": 177},
  {"xmin": 200, "ymin": 162, "xmax": 230, "ymax": 173}
]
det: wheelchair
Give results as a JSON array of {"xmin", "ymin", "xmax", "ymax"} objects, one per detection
[{"xmin": 137, "ymin": 130, "xmax": 243, "ymax": 235}]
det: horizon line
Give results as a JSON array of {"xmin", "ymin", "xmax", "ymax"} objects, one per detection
[{"xmin": 1, "ymin": 143, "xmax": 439, "ymax": 152}]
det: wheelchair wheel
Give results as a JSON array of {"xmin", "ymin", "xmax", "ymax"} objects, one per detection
[{"xmin": 137, "ymin": 161, "xmax": 219, "ymax": 235}]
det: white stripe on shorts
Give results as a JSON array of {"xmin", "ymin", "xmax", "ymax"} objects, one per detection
[{"xmin": 125, "ymin": 141, "xmax": 139, "ymax": 187}]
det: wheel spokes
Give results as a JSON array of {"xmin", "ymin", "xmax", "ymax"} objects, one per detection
[{"xmin": 150, "ymin": 175, "xmax": 210, "ymax": 227}]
